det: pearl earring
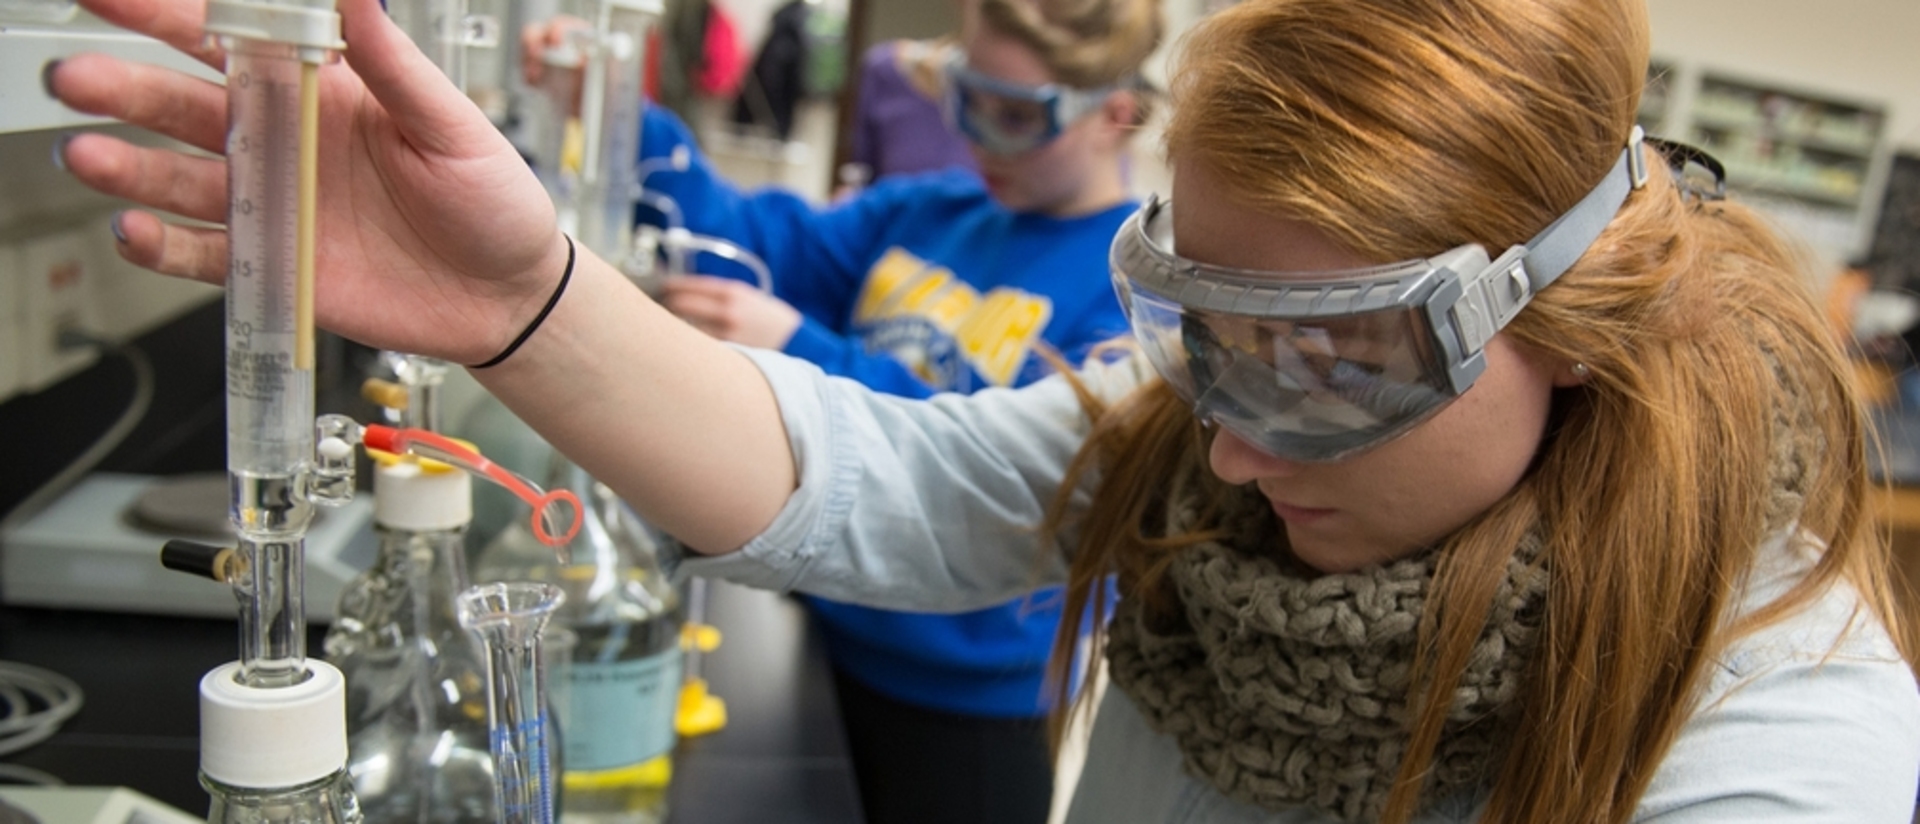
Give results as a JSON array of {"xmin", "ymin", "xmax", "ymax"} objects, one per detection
[{"xmin": 1571, "ymin": 363, "xmax": 1591, "ymax": 380}]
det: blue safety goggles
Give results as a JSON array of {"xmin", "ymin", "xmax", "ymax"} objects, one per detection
[{"xmin": 943, "ymin": 54, "xmax": 1115, "ymax": 156}]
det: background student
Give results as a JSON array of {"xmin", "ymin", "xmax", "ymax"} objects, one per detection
[{"xmin": 616, "ymin": 1, "xmax": 1160, "ymax": 820}]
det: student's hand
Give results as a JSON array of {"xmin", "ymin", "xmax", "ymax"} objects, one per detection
[
  {"xmin": 658, "ymin": 275, "xmax": 804, "ymax": 351},
  {"xmin": 520, "ymin": 15, "xmax": 591, "ymax": 88},
  {"xmin": 46, "ymin": 0, "xmax": 568, "ymax": 365}
]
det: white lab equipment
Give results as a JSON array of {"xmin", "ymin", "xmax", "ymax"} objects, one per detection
[
  {"xmin": 525, "ymin": 0, "xmax": 658, "ymax": 266},
  {"xmin": 166, "ymin": 420, "xmax": 583, "ymax": 824},
  {"xmin": 385, "ymin": 0, "xmax": 498, "ymax": 92},
  {"xmin": 178, "ymin": 0, "xmax": 363, "ymax": 814},
  {"xmin": 318, "ymin": 413, "xmax": 583, "ymax": 824},
  {"xmin": 363, "ymin": 351, "xmax": 453, "ymax": 432},
  {"xmin": 623, "ymin": 151, "xmax": 772, "ymax": 306},
  {"xmin": 198, "ymin": 660, "xmax": 360, "ymax": 824},
  {"xmin": 4, "ymin": 471, "xmax": 372, "ymax": 620},
  {"xmin": 207, "ymin": 0, "xmax": 355, "ymax": 685}
]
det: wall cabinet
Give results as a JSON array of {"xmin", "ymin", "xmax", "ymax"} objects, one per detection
[
  {"xmin": 1640, "ymin": 61, "xmax": 1893, "ymax": 263},
  {"xmin": 0, "ymin": 10, "xmax": 222, "ymax": 136}
]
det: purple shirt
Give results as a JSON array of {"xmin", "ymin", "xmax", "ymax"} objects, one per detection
[{"xmin": 850, "ymin": 41, "xmax": 979, "ymax": 180}]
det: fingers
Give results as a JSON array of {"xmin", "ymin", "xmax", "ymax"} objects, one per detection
[
  {"xmin": 657, "ymin": 278, "xmax": 728, "ymax": 327},
  {"xmin": 48, "ymin": 54, "xmax": 227, "ymax": 155},
  {"xmin": 657, "ymin": 275, "xmax": 745, "ymax": 322},
  {"xmin": 113, "ymin": 210, "xmax": 230, "ymax": 285},
  {"xmin": 337, "ymin": 0, "xmax": 492, "ymax": 155},
  {"xmin": 61, "ymin": 133, "xmax": 229, "ymax": 223},
  {"xmin": 74, "ymin": 0, "xmax": 226, "ymax": 70},
  {"xmin": 659, "ymin": 274, "xmax": 740, "ymax": 297},
  {"xmin": 521, "ymin": 17, "xmax": 591, "ymax": 90}
]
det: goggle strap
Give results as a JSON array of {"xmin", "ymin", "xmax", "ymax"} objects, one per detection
[
  {"xmin": 1455, "ymin": 126, "xmax": 1648, "ymax": 353},
  {"xmin": 1518, "ymin": 125, "xmax": 1646, "ymax": 293}
]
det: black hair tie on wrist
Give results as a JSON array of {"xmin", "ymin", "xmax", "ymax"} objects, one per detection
[{"xmin": 471, "ymin": 234, "xmax": 575, "ymax": 369}]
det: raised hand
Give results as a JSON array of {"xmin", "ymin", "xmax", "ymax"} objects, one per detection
[{"xmin": 46, "ymin": 0, "xmax": 570, "ymax": 364}]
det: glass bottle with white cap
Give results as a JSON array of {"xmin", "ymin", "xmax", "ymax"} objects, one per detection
[
  {"xmin": 324, "ymin": 445, "xmax": 496, "ymax": 824},
  {"xmin": 200, "ymin": 659, "xmax": 361, "ymax": 824}
]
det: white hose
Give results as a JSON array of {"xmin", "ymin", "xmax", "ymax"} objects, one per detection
[
  {"xmin": 660, "ymin": 228, "xmax": 773, "ymax": 294},
  {"xmin": 0, "ymin": 661, "xmax": 85, "ymax": 760}
]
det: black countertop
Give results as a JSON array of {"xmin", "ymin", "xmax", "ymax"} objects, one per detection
[{"xmin": 0, "ymin": 580, "xmax": 861, "ymax": 824}]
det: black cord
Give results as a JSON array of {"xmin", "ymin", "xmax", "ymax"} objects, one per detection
[{"xmin": 472, "ymin": 234, "xmax": 576, "ymax": 369}]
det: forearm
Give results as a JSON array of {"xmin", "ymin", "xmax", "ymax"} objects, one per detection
[{"xmin": 471, "ymin": 245, "xmax": 795, "ymax": 555}]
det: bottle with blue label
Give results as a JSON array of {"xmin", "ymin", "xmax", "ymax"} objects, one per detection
[{"xmin": 474, "ymin": 449, "xmax": 683, "ymax": 824}]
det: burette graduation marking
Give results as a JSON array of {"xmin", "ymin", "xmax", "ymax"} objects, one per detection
[{"xmin": 225, "ymin": 61, "xmax": 303, "ymax": 406}]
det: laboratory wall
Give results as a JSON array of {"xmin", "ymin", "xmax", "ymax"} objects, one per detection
[
  {"xmin": 1640, "ymin": 0, "xmax": 1919, "ymax": 270},
  {"xmin": 841, "ymin": 0, "xmax": 1920, "ymax": 149},
  {"xmin": 1646, "ymin": 0, "xmax": 1920, "ymax": 151}
]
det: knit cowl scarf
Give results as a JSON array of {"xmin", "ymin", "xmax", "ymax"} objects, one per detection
[{"xmin": 1104, "ymin": 477, "xmax": 1549, "ymax": 822}]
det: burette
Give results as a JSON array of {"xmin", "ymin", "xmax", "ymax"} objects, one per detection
[
  {"xmin": 372, "ymin": 0, "xmax": 503, "ymax": 430},
  {"xmin": 533, "ymin": 0, "xmax": 658, "ymax": 267},
  {"xmin": 206, "ymin": 0, "xmax": 347, "ymax": 688}
]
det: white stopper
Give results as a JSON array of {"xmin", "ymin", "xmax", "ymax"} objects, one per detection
[
  {"xmin": 199, "ymin": 660, "xmax": 348, "ymax": 788},
  {"xmin": 317, "ymin": 436, "xmax": 352, "ymax": 462},
  {"xmin": 373, "ymin": 459, "xmax": 473, "ymax": 532}
]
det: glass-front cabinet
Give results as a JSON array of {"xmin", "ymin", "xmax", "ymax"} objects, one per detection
[{"xmin": 1642, "ymin": 60, "xmax": 1893, "ymax": 263}]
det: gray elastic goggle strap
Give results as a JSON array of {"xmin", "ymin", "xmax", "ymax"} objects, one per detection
[{"xmin": 1453, "ymin": 126, "xmax": 1649, "ymax": 355}]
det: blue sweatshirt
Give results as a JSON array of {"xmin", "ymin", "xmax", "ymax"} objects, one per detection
[{"xmin": 639, "ymin": 108, "xmax": 1132, "ymax": 717}]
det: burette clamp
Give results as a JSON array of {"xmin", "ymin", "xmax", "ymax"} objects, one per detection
[{"xmin": 205, "ymin": 0, "xmax": 344, "ymax": 63}]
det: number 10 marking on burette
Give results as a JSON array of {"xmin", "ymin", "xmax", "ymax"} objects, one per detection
[{"xmin": 225, "ymin": 66, "xmax": 300, "ymax": 356}]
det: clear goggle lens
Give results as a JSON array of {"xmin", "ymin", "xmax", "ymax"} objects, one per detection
[{"xmin": 1121, "ymin": 281, "xmax": 1456, "ymax": 462}]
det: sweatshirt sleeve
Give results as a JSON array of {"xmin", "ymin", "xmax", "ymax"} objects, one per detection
[
  {"xmin": 641, "ymin": 108, "xmax": 990, "ymax": 398},
  {"xmin": 1631, "ymin": 548, "xmax": 1920, "ymax": 823},
  {"xmin": 780, "ymin": 317, "xmax": 945, "ymax": 399},
  {"xmin": 636, "ymin": 106, "xmax": 875, "ymax": 316},
  {"xmin": 677, "ymin": 346, "xmax": 1154, "ymax": 611}
]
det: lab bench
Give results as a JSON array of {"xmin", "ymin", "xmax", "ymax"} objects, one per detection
[{"xmin": 0, "ymin": 579, "xmax": 863, "ymax": 824}]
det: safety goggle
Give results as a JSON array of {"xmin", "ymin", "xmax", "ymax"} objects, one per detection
[
  {"xmin": 1111, "ymin": 127, "xmax": 1720, "ymax": 462},
  {"xmin": 944, "ymin": 53, "xmax": 1114, "ymax": 156}
]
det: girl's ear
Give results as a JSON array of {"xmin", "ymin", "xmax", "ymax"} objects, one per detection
[
  {"xmin": 1102, "ymin": 88, "xmax": 1141, "ymax": 129},
  {"xmin": 1552, "ymin": 360, "xmax": 1593, "ymax": 388}
]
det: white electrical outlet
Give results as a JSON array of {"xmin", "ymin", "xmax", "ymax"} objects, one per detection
[
  {"xmin": 19, "ymin": 224, "xmax": 102, "ymax": 393},
  {"xmin": 0, "ymin": 242, "xmax": 24, "ymax": 404}
]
